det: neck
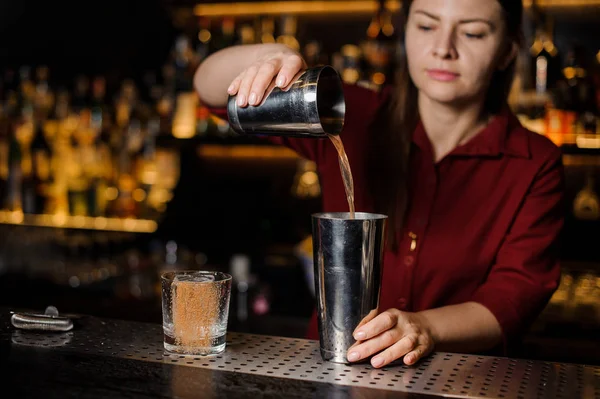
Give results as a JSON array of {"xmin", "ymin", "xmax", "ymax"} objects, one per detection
[{"xmin": 418, "ymin": 94, "xmax": 489, "ymax": 163}]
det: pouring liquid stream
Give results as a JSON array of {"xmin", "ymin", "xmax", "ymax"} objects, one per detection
[{"xmin": 327, "ymin": 133, "xmax": 355, "ymax": 219}]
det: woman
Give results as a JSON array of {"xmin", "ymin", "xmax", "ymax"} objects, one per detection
[{"xmin": 195, "ymin": 0, "xmax": 564, "ymax": 369}]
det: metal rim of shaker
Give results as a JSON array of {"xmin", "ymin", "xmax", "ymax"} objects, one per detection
[
  {"xmin": 314, "ymin": 65, "xmax": 345, "ymax": 136},
  {"xmin": 311, "ymin": 212, "xmax": 388, "ymax": 220},
  {"xmin": 227, "ymin": 96, "xmax": 243, "ymax": 134}
]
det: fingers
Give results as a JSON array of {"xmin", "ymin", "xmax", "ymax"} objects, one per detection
[
  {"xmin": 248, "ymin": 59, "xmax": 281, "ymax": 106},
  {"xmin": 353, "ymin": 310, "xmax": 399, "ymax": 341},
  {"xmin": 275, "ymin": 54, "xmax": 306, "ymax": 90},
  {"xmin": 370, "ymin": 334, "xmax": 419, "ymax": 368},
  {"xmin": 235, "ymin": 64, "xmax": 259, "ymax": 107},
  {"xmin": 353, "ymin": 309, "xmax": 379, "ymax": 336},
  {"xmin": 227, "ymin": 75, "xmax": 242, "ymax": 97},
  {"xmin": 347, "ymin": 328, "xmax": 410, "ymax": 363},
  {"xmin": 228, "ymin": 53, "xmax": 306, "ymax": 108},
  {"xmin": 403, "ymin": 335, "xmax": 433, "ymax": 365}
]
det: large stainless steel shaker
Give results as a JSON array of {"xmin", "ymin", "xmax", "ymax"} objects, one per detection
[
  {"xmin": 312, "ymin": 212, "xmax": 387, "ymax": 363},
  {"xmin": 227, "ymin": 65, "xmax": 345, "ymax": 138}
]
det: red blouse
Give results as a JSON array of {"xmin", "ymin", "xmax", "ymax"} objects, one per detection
[{"xmin": 207, "ymin": 83, "xmax": 564, "ymax": 353}]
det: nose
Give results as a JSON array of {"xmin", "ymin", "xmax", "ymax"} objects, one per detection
[{"xmin": 432, "ymin": 28, "xmax": 457, "ymax": 60}]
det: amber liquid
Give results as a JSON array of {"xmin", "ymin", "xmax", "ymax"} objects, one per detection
[{"xmin": 327, "ymin": 134, "xmax": 355, "ymax": 219}]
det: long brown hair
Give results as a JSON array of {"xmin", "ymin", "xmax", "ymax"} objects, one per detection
[{"xmin": 367, "ymin": 0, "xmax": 524, "ymax": 250}]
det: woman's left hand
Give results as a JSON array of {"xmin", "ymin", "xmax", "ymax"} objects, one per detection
[{"xmin": 346, "ymin": 309, "xmax": 436, "ymax": 368}]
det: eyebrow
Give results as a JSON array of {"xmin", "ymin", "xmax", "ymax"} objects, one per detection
[{"xmin": 413, "ymin": 10, "xmax": 496, "ymax": 28}]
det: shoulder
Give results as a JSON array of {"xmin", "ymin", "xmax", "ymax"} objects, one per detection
[{"xmin": 505, "ymin": 113, "xmax": 562, "ymax": 166}]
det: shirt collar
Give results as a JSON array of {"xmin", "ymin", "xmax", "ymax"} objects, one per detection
[{"xmin": 412, "ymin": 107, "xmax": 530, "ymax": 159}]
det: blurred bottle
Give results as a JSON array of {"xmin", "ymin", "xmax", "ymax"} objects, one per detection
[
  {"xmin": 173, "ymin": 35, "xmax": 195, "ymax": 94},
  {"xmin": 136, "ymin": 118, "xmax": 159, "ymax": 219},
  {"xmin": 17, "ymin": 106, "xmax": 36, "ymax": 214},
  {"xmin": 90, "ymin": 76, "xmax": 109, "ymax": 132},
  {"xmin": 230, "ymin": 254, "xmax": 251, "ymax": 324},
  {"xmin": 0, "ymin": 105, "xmax": 9, "ymax": 208},
  {"xmin": 363, "ymin": 0, "xmax": 397, "ymax": 88},
  {"xmin": 34, "ymin": 66, "xmax": 54, "ymax": 119},
  {"xmin": 239, "ymin": 24, "xmax": 256, "ymax": 46},
  {"xmin": 303, "ymin": 41, "xmax": 327, "ymax": 68},
  {"xmin": 5, "ymin": 126, "xmax": 23, "ymax": 211},
  {"xmin": 277, "ymin": 15, "xmax": 300, "ymax": 52},
  {"xmin": 30, "ymin": 117, "xmax": 52, "ymax": 214},
  {"xmin": 71, "ymin": 75, "xmax": 90, "ymax": 113},
  {"xmin": 259, "ymin": 17, "xmax": 276, "ymax": 45},
  {"xmin": 551, "ymin": 45, "xmax": 598, "ymax": 139},
  {"xmin": 110, "ymin": 120, "xmax": 141, "ymax": 219},
  {"xmin": 529, "ymin": 12, "xmax": 561, "ymax": 95},
  {"xmin": 196, "ymin": 17, "xmax": 213, "ymax": 63},
  {"xmin": 338, "ymin": 45, "xmax": 363, "ymax": 85},
  {"xmin": 17, "ymin": 66, "xmax": 35, "ymax": 109},
  {"xmin": 593, "ymin": 50, "xmax": 600, "ymax": 113},
  {"xmin": 212, "ymin": 17, "xmax": 237, "ymax": 51}
]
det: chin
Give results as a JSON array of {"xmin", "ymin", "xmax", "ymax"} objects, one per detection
[
  {"xmin": 421, "ymin": 88, "xmax": 463, "ymax": 104},
  {"xmin": 418, "ymin": 82, "xmax": 475, "ymax": 105}
]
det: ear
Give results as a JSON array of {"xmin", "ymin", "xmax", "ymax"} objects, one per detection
[{"xmin": 498, "ymin": 41, "xmax": 519, "ymax": 71}]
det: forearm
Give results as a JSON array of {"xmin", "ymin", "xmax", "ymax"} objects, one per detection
[
  {"xmin": 417, "ymin": 302, "xmax": 502, "ymax": 353},
  {"xmin": 194, "ymin": 43, "xmax": 293, "ymax": 108}
]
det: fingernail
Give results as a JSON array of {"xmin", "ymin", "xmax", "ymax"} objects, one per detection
[
  {"xmin": 405, "ymin": 355, "xmax": 414, "ymax": 364},
  {"xmin": 354, "ymin": 331, "xmax": 366, "ymax": 340},
  {"xmin": 237, "ymin": 94, "xmax": 245, "ymax": 106},
  {"xmin": 372, "ymin": 357, "xmax": 384, "ymax": 367},
  {"xmin": 347, "ymin": 352, "xmax": 359, "ymax": 362},
  {"xmin": 227, "ymin": 84, "xmax": 234, "ymax": 93},
  {"xmin": 276, "ymin": 77, "xmax": 285, "ymax": 87},
  {"xmin": 249, "ymin": 92, "xmax": 257, "ymax": 105}
]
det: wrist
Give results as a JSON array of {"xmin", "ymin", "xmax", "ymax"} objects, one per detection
[{"xmin": 414, "ymin": 310, "xmax": 439, "ymax": 347}]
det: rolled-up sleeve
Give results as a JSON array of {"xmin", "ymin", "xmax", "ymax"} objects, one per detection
[{"xmin": 470, "ymin": 147, "xmax": 564, "ymax": 351}]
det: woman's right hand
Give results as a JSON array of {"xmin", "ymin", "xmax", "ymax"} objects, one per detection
[{"xmin": 226, "ymin": 48, "xmax": 307, "ymax": 108}]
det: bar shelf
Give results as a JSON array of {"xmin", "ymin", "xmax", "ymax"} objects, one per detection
[{"xmin": 0, "ymin": 211, "xmax": 158, "ymax": 233}]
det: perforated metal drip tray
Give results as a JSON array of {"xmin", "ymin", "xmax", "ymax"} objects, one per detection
[{"xmin": 3, "ymin": 316, "xmax": 600, "ymax": 399}]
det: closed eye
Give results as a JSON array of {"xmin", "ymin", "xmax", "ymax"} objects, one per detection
[
  {"xmin": 418, "ymin": 25, "xmax": 433, "ymax": 31},
  {"xmin": 464, "ymin": 32, "xmax": 486, "ymax": 39}
]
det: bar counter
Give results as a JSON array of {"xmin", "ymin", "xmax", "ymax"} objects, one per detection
[{"xmin": 1, "ymin": 308, "xmax": 598, "ymax": 398}]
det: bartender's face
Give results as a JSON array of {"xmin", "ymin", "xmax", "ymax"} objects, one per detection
[{"xmin": 405, "ymin": 0, "xmax": 516, "ymax": 106}]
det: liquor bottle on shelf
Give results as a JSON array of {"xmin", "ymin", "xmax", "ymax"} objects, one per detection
[
  {"xmin": 5, "ymin": 125, "xmax": 23, "ymax": 212},
  {"xmin": 17, "ymin": 105, "xmax": 36, "ymax": 215},
  {"xmin": 303, "ymin": 41, "xmax": 327, "ymax": 68},
  {"xmin": 136, "ymin": 118, "xmax": 159, "ymax": 219},
  {"xmin": 109, "ymin": 119, "xmax": 141, "ymax": 219},
  {"xmin": 212, "ymin": 17, "xmax": 237, "ymax": 51},
  {"xmin": 277, "ymin": 15, "xmax": 300, "ymax": 52},
  {"xmin": 259, "ymin": 17, "xmax": 276, "ymax": 45},
  {"xmin": 239, "ymin": 24, "xmax": 256, "ymax": 46},
  {"xmin": 195, "ymin": 17, "xmax": 213, "ymax": 63},
  {"xmin": 17, "ymin": 66, "xmax": 35, "ymax": 109},
  {"xmin": 550, "ymin": 45, "xmax": 598, "ymax": 139},
  {"xmin": 30, "ymin": 116, "xmax": 53, "ymax": 214},
  {"xmin": 0, "ymin": 106, "xmax": 9, "ymax": 209},
  {"xmin": 363, "ymin": 0, "xmax": 397, "ymax": 88},
  {"xmin": 34, "ymin": 66, "xmax": 54, "ymax": 119},
  {"xmin": 71, "ymin": 75, "xmax": 90, "ymax": 112},
  {"xmin": 338, "ymin": 45, "xmax": 363, "ymax": 85},
  {"xmin": 90, "ymin": 76, "xmax": 109, "ymax": 130},
  {"xmin": 173, "ymin": 35, "xmax": 195, "ymax": 94},
  {"xmin": 528, "ymin": 13, "xmax": 561, "ymax": 95}
]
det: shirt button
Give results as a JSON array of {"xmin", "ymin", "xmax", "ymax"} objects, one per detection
[
  {"xmin": 397, "ymin": 298, "xmax": 407, "ymax": 308},
  {"xmin": 404, "ymin": 255, "xmax": 414, "ymax": 266}
]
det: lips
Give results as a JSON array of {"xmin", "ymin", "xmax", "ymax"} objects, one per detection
[{"xmin": 426, "ymin": 69, "xmax": 460, "ymax": 82}]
